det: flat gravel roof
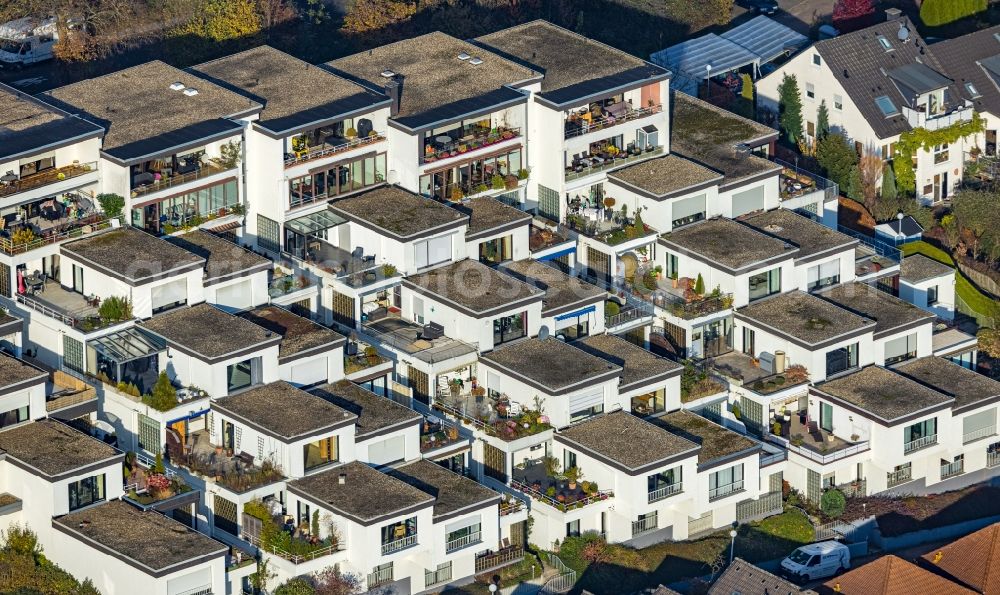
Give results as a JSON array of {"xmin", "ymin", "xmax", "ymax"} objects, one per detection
[
  {"xmin": 0, "ymin": 419, "xmax": 121, "ymax": 478},
  {"xmin": 894, "ymin": 356, "xmax": 1000, "ymax": 411},
  {"xmin": 389, "ymin": 459, "xmax": 499, "ymax": 519},
  {"xmin": 404, "ymin": 258, "xmax": 543, "ymax": 316},
  {"xmin": 820, "ymin": 282, "xmax": 935, "ymax": 338},
  {"xmin": 576, "ymin": 333, "xmax": 682, "ymax": 388},
  {"xmin": 608, "ymin": 154, "xmax": 723, "ymax": 198},
  {"xmin": 289, "ymin": 461, "xmax": 434, "ymax": 524},
  {"xmin": 653, "ymin": 411, "xmax": 759, "ymax": 465},
  {"xmin": 330, "ymin": 186, "xmax": 468, "ymax": 240},
  {"xmin": 742, "ymin": 209, "xmax": 857, "ymax": 261},
  {"xmin": 459, "ymin": 197, "xmax": 531, "ymax": 238},
  {"xmin": 141, "ymin": 303, "xmax": 278, "ymax": 361},
  {"xmin": 480, "ymin": 337, "xmax": 621, "ymax": 393},
  {"xmin": 62, "ymin": 227, "xmax": 205, "ymax": 284},
  {"xmin": 659, "ymin": 217, "xmax": 796, "ymax": 272},
  {"xmin": 737, "ymin": 290, "xmax": 875, "ymax": 347},
  {"xmin": 900, "ymin": 253, "xmax": 954, "ymax": 284},
  {"xmin": 556, "ymin": 410, "xmax": 699, "ymax": 472},
  {"xmin": 239, "ymin": 306, "xmax": 345, "ymax": 363},
  {"xmin": 310, "ymin": 380, "xmax": 421, "ymax": 439},
  {"xmin": 0, "ymin": 352, "xmax": 46, "ymax": 392},
  {"xmin": 213, "ymin": 381, "xmax": 356, "ymax": 441},
  {"xmin": 165, "ymin": 230, "xmax": 270, "ymax": 283},
  {"xmin": 499, "ymin": 259, "xmax": 606, "ymax": 316},
  {"xmin": 815, "ymin": 366, "xmax": 953, "ymax": 423}
]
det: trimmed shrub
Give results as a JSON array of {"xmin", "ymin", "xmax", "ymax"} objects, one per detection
[{"xmin": 821, "ymin": 489, "xmax": 847, "ymax": 519}]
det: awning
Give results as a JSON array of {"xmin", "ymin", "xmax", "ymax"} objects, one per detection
[
  {"xmin": 285, "ymin": 208, "xmax": 347, "ymax": 236},
  {"xmin": 89, "ymin": 328, "xmax": 165, "ymax": 364},
  {"xmin": 166, "ymin": 408, "xmax": 211, "ymax": 426},
  {"xmin": 720, "ymin": 15, "xmax": 809, "ymax": 65},
  {"xmin": 650, "ymin": 33, "xmax": 758, "ymax": 85},
  {"xmin": 536, "ymin": 246, "xmax": 576, "ymax": 261},
  {"xmin": 555, "ymin": 305, "xmax": 596, "ymax": 321}
]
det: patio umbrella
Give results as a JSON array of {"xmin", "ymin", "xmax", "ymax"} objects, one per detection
[{"xmin": 16, "ymin": 269, "xmax": 24, "ymax": 295}]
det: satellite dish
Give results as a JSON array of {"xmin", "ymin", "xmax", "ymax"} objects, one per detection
[
  {"xmin": 538, "ymin": 325, "xmax": 550, "ymax": 340},
  {"xmin": 898, "ymin": 24, "xmax": 910, "ymax": 42}
]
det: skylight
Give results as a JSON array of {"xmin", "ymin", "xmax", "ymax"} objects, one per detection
[
  {"xmin": 875, "ymin": 95, "xmax": 899, "ymax": 117},
  {"xmin": 966, "ymin": 81, "xmax": 982, "ymax": 98},
  {"xmin": 877, "ymin": 35, "xmax": 893, "ymax": 51}
]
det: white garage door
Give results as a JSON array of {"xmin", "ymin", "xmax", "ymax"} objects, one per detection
[
  {"xmin": 216, "ymin": 280, "xmax": 252, "ymax": 311},
  {"xmin": 731, "ymin": 185, "xmax": 765, "ymax": 217},
  {"xmin": 368, "ymin": 435, "xmax": 405, "ymax": 466},
  {"xmin": 289, "ymin": 358, "xmax": 327, "ymax": 387}
]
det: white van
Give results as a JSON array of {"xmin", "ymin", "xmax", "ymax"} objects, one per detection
[
  {"xmin": 0, "ymin": 17, "xmax": 59, "ymax": 68},
  {"xmin": 780, "ymin": 540, "xmax": 850, "ymax": 582}
]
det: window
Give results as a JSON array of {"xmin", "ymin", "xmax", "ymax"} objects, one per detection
[
  {"xmin": 825, "ymin": 343, "xmax": 859, "ymax": 377},
  {"xmin": 933, "ymin": 143, "xmax": 950, "ymax": 164},
  {"xmin": 138, "ymin": 414, "xmax": 160, "ymax": 455},
  {"xmin": 227, "ymin": 358, "xmax": 256, "ymax": 393},
  {"xmin": 304, "ymin": 436, "xmax": 338, "ymax": 471},
  {"xmin": 927, "ymin": 285, "xmax": 939, "ymax": 305},
  {"xmin": 950, "ymin": 350, "xmax": 975, "ymax": 370},
  {"xmin": 748, "ymin": 268, "xmax": 781, "ymax": 301},
  {"xmin": 570, "ymin": 403, "xmax": 604, "ymax": 424},
  {"xmin": 807, "ymin": 121, "xmax": 815, "ymax": 136},
  {"xmin": 257, "ymin": 215, "xmax": 281, "ymax": 254},
  {"xmin": 0, "ymin": 405, "xmax": 28, "ymax": 429},
  {"xmin": 904, "ymin": 418, "xmax": 937, "ymax": 452},
  {"xmin": 289, "ymin": 152, "xmax": 386, "ymax": 208},
  {"xmin": 631, "ymin": 389, "xmax": 665, "ymax": 416},
  {"xmin": 558, "ymin": 315, "xmax": 589, "ymax": 341},
  {"xmin": 805, "ymin": 83, "xmax": 815, "ymax": 99},
  {"xmin": 671, "ymin": 194, "xmax": 706, "ymax": 229},
  {"xmin": 666, "ymin": 253, "xmax": 679, "ymax": 280},
  {"xmin": 812, "ymin": 53, "xmax": 821, "ymax": 66},
  {"xmin": 820, "ymin": 402, "xmax": 833, "ymax": 433},
  {"xmin": 381, "ymin": 517, "xmax": 417, "ymax": 553},
  {"xmin": 875, "ymin": 96, "xmax": 899, "ymax": 117},
  {"xmin": 834, "ymin": 94, "xmax": 843, "ymax": 110},
  {"xmin": 807, "ymin": 260, "xmax": 840, "ymax": 291},
  {"xmin": 884, "ymin": 333, "xmax": 918, "ymax": 365},
  {"xmin": 425, "ymin": 561, "xmax": 453, "ymax": 587},
  {"xmin": 566, "ymin": 520, "xmax": 580, "ymax": 537},
  {"xmin": 877, "ymin": 35, "xmax": 892, "ymax": 50},
  {"xmin": 419, "ymin": 148, "xmax": 523, "ymax": 201},
  {"xmin": 966, "ymin": 82, "xmax": 982, "ymax": 98},
  {"xmin": 445, "ymin": 522, "xmax": 481, "ymax": 552},
  {"xmin": 68, "ymin": 474, "xmax": 105, "ymax": 511},
  {"xmin": 647, "ymin": 467, "xmax": 681, "ymax": 501},
  {"xmin": 479, "ymin": 236, "xmax": 512, "ymax": 265},
  {"xmin": 415, "ymin": 235, "xmax": 452, "ymax": 269},
  {"xmin": 709, "ymin": 464, "xmax": 744, "ymax": 500},
  {"xmin": 493, "ymin": 312, "xmax": 526, "ymax": 345}
]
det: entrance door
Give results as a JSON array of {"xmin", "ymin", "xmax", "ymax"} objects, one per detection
[
  {"xmin": 143, "ymin": 203, "xmax": 160, "ymax": 234},
  {"xmin": 820, "ymin": 402, "xmax": 833, "ymax": 432},
  {"xmin": 743, "ymin": 327, "xmax": 755, "ymax": 356},
  {"xmin": 222, "ymin": 420, "xmax": 235, "ymax": 451},
  {"xmin": 933, "ymin": 174, "xmax": 941, "ymax": 202},
  {"xmin": 941, "ymin": 172, "xmax": 949, "ymax": 200},
  {"xmin": 72, "ymin": 264, "xmax": 83, "ymax": 294},
  {"xmin": 43, "ymin": 254, "xmax": 59, "ymax": 281}
]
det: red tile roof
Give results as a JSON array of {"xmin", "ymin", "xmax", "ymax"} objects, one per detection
[
  {"xmin": 921, "ymin": 522, "xmax": 1000, "ymax": 595},
  {"xmin": 819, "ymin": 555, "xmax": 975, "ymax": 595}
]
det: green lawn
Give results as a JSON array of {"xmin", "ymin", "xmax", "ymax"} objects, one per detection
[
  {"xmin": 901, "ymin": 241, "xmax": 998, "ymax": 323},
  {"xmin": 553, "ymin": 511, "xmax": 814, "ymax": 594}
]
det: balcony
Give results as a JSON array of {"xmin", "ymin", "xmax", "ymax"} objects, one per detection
[
  {"xmin": 837, "ymin": 225, "xmax": 901, "ymax": 278},
  {"xmin": 267, "ymin": 269, "xmax": 314, "ymax": 299},
  {"xmin": 775, "ymin": 158, "xmax": 838, "ymax": 204},
  {"xmin": 285, "ymin": 134, "xmax": 386, "ymax": 168},
  {"xmin": 566, "ymin": 145, "xmax": 663, "ymax": 182},
  {"xmin": 500, "ymin": 496, "xmax": 526, "ymax": 517},
  {"xmin": 433, "ymin": 390, "xmax": 551, "ymax": 442},
  {"xmin": 564, "ymin": 208, "xmax": 657, "ymax": 248},
  {"xmin": 647, "ymin": 482, "xmax": 683, "ymax": 504},
  {"xmin": 381, "ymin": 533, "xmax": 417, "ymax": 555},
  {"xmin": 368, "ymin": 565, "xmax": 393, "ymax": 589},
  {"xmin": 363, "ymin": 315, "xmax": 476, "ymax": 365},
  {"xmin": 172, "ymin": 430, "xmax": 285, "ymax": 493},
  {"xmin": 422, "ymin": 126, "xmax": 520, "ymax": 165},
  {"xmin": 15, "ymin": 282, "xmax": 123, "ymax": 332},
  {"xmin": 419, "ymin": 416, "xmax": 464, "ymax": 454},
  {"xmin": 0, "ymin": 192, "xmax": 111, "ymax": 255},
  {"xmin": 887, "ymin": 467, "xmax": 912, "ymax": 488},
  {"xmin": 344, "ymin": 340, "xmax": 389, "ymax": 376},
  {"xmin": 941, "ymin": 459, "xmax": 965, "ymax": 480},
  {"xmin": 708, "ymin": 479, "xmax": 744, "ymax": 502},
  {"xmin": 963, "ymin": 425, "xmax": 996, "ymax": 444},
  {"xmin": 709, "ymin": 481, "xmax": 744, "ymax": 502},
  {"xmin": 475, "ymin": 546, "xmax": 524, "ymax": 574},
  {"xmin": 713, "ymin": 352, "xmax": 809, "ymax": 396},
  {"xmin": 46, "ymin": 370, "xmax": 97, "ymax": 414},
  {"xmin": 989, "ymin": 451, "xmax": 1000, "ymax": 468},
  {"xmin": 904, "ymin": 434, "xmax": 937, "ymax": 454},
  {"xmin": 565, "ymin": 103, "xmax": 662, "ymax": 139},
  {"xmin": 446, "ymin": 530, "xmax": 481, "ymax": 553},
  {"xmin": 0, "ymin": 162, "xmax": 98, "ymax": 199},
  {"xmin": 631, "ymin": 512, "xmax": 659, "ymax": 537},
  {"xmin": 512, "ymin": 459, "xmax": 612, "ymax": 512},
  {"xmin": 131, "ymin": 163, "xmax": 231, "ymax": 198},
  {"xmin": 902, "ymin": 104, "xmax": 973, "ymax": 131}
]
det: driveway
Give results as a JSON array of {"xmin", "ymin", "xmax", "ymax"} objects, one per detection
[{"xmin": 776, "ymin": 0, "xmax": 837, "ymax": 34}]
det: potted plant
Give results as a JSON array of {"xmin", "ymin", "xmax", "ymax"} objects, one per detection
[
  {"xmin": 565, "ymin": 466, "xmax": 583, "ymax": 490},
  {"xmin": 850, "ymin": 433, "xmax": 860, "ymax": 442},
  {"xmin": 345, "ymin": 127, "xmax": 357, "ymax": 141},
  {"xmin": 731, "ymin": 402, "xmax": 741, "ymax": 420}
]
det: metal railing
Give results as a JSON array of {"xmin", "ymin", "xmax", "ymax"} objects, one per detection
[
  {"xmin": 424, "ymin": 563, "xmax": 452, "ymax": 587},
  {"xmin": 759, "ymin": 450, "xmax": 787, "ymax": 467},
  {"xmin": 647, "ymin": 482, "xmax": 683, "ymax": 504},
  {"xmin": 941, "ymin": 460, "xmax": 965, "ymax": 479},
  {"xmin": 15, "ymin": 293, "xmax": 78, "ymax": 328},
  {"xmin": 285, "ymin": 134, "xmax": 386, "ymax": 167},
  {"xmin": 964, "ymin": 425, "xmax": 996, "ymax": 444},
  {"xmin": 837, "ymin": 224, "xmax": 902, "ymax": 263},
  {"xmin": 773, "ymin": 157, "xmax": 838, "ymax": 203},
  {"xmin": 769, "ymin": 435, "xmax": 870, "ymax": 465},
  {"xmin": 475, "ymin": 546, "xmax": 524, "ymax": 573},
  {"xmin": 565, "ymin": 145, "xmax": 664, "ymax": 181},
  {"xmin": 989, "ymin": 451, "xmax": 1000, "ymax": 468},
  {"xmin": 0, "ymin": 161, "xmax": 98, "ymax": 198},
  {"xmin": 362, "ymin": 322, "xmax": 477, "ymax": 364},
  {"xmin": 367, "ymin": 565, "xmax": 393, "ymax": 589},
  {"xmin": 887, "ymin": 467, "xmax": 912, "ymax": 488},
  {"xmin": 631, "ymin": 513, "xmax": 659, "ymax": 537},
  {"xmin": 904, "ymin": 434, "xmax": 937, "ymax": 454},
  {"xmin": 245, "ymin": 533, "xmax": 343, "ymax": 564},
  {"xmin": 511, "ymin": 479, "xmax": 612, "ymax": 510},
  {"xmin": 540, "ymin": 554, "xmax": 577, "ymax": 594},
  {"xmin": 445, "ymin": 531, "xmax": 481, "ymax": 553},
  {"xmin": 839, "ymin": 479, "xmax": 867, "ymax": 498},
  {"xmin": 0, "ymin": 216, "xmax": 114, "ymax": 256},
  {"xmin": 606, "ymin": 302, "xmax": 653, "ymax": 329},
  {"xmin": 564, "ymin": 104, "xmax": 662, "ymax": 139},
  {"xmin": 423, "ymin": 127, "xmax": 521, "ymax": 163},
  {"xmin": 709, "ymin": 480, "xmax": 744, "ymax": 502},
  {"xmin": 131, "ymin": 164, "xmax": 231, "ymax": 197},
  {"xmin": 380, "ymin": 534, "xmax": 417, "ymax": 555},
  {"xmin": 500, "ymin": 498, "xmax": 526, "ymax": 516}
]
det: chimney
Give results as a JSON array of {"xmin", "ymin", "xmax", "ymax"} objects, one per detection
[
  {"xmin": 384, "ymin": 79, "xmax": 401, "ymax": 118},
  {"xmin": 338, "ymin": 472, "xmax": 347, "ymax": 485},
  {"xmin": 885, "ymin": 8, "xmax": 902, "ymax": 21}
]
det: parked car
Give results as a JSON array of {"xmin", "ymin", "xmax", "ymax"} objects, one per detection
[
  {"xmin": 743, "ymin": 0, "xmax": 780, "ymax": 15},
  {"xmin": 780, "ymin": 541, "xmax": 850, "ymax": 582}
]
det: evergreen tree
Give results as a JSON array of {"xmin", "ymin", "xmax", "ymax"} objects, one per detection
[
  {"xmin": 777, "ymin": 74, "xmax": 804, "ymax": 146},
  {"xmin": 816, "ymin": 133, "xmax": 858, "ymax": 190},
  {"xmin": 881, "ymin": 164, "xmax": 897, "ymax": 202},
  {"xmin": 846, "ymin": 165, "xmax": 863, "ymax": 203},
  {"xmin": 145, "ymin": 372, "xmax": 178, "ymax": 412},
  {"xmin": 694, "ymin": 273, "xmax": 705, "ymax": 295},
  {"xmin": 816, "ymin": 100, "xmax": 830, "ymax": 139}
]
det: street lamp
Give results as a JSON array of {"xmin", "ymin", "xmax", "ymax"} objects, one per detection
[
  {"xmin": 729, "ymin": 529, "xmax": 738, "ymax": 563},
  {"xmin": 705, "ymin": 64, "xmax": 712, "ymax": 100},
  {"xmin": 897, "ymin": 211, "xmax": 905, "ymax": 246}
]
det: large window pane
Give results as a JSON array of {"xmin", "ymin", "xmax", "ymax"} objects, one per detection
[
  {"xmin": 304, "ymin": 436, "xmax": 338, "ymax": 471},
  {"xmin": 68, "ymin": 474, "xmax": 105, "ymax": 511}
]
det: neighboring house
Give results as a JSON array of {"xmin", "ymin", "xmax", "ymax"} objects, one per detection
[{"xmin": 757, "ymin": 10, "xmax": 973, "ymax": 204}]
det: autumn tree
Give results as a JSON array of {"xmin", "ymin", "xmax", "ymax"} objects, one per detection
[
  {"xmin": 833, "ymin": 0, "xmax": 875, "ymax": 23},
  {"xmin": 979, "ymin": 328, "xmax": 1000, "ymax": 359},
  {"xmin": 342, "ymin": 0, "xmax": 417, "ymax": 34},
  {"xmin": 920, "ymin": 0, "xmax": 987, "ymax": 27},
  {"xmin": 857, "ymin": 144, "xmax": 883, "ymax": 218}
]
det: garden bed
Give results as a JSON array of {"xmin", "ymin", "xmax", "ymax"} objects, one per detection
[{"xmin": 843, "ymin": 485, "xmax": 1000, "ymax": 537}]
